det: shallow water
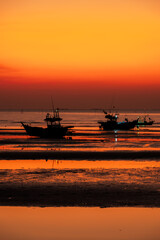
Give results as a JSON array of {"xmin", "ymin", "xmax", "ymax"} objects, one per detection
[{"xmin": 0, "ymin": 110, "xmax": 160, "ymax": 153}]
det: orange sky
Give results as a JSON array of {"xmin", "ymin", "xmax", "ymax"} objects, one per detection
[{"xmin": 0, "ymin": 0, "xmax": 160, "ymax": 109}]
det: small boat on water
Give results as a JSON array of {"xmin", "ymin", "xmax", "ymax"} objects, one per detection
[
  {"xmin": 98, "ymin": 110, "xmax": 137, "ymax": 131},
  {"xmin": 21, "ymin": 109, "xmax": 74, "ymax": 138},
  {"xmin": 136, "ymin": 116, "xmax": 154, "ymax": 126}
]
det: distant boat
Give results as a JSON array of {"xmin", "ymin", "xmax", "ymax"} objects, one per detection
[
  {"xmin": 21, "ymin": 109, "xmax": 74, "ymax": 138},
  {"xmin": 137, "ymin": 117, "xmax": 155, "ymax": 127},
  {"xmin": 136, "ymin": 116, "xmax": 154, "ymax": 126},
  {"xmin": 98, "ymin": 110, "xmax": 137, "ymax": 131}
]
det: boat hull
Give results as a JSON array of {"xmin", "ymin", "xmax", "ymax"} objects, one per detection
[
  {"xmin": 98, "ymin": 120, "xmax": 137, "ymax": 131},
  {"xmin": 136, "ymin": 121, "xmax": 154, "ymax": 126},
  {"xmin": 21, "ymin": 123, "xmax": 71, "ymax": 138}
]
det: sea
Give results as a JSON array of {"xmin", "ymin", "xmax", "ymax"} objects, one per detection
[{"xmin": 0, "ymin": 110, "xmax": 160, "ymax": 240}]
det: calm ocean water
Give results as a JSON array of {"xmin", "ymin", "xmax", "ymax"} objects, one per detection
[{"xmin": 0, "ymin": 110, "xmax": 160, "ymax": 240}]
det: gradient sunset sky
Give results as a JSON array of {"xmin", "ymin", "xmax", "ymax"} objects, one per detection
[{"xmin": 1, "ymin": 0, "xmax": 160, "ymax": 110}]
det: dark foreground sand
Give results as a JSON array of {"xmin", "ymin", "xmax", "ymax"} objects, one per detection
[{"xmin": 0, "ymin": 183, "xmax": 160, "ymax": 207}]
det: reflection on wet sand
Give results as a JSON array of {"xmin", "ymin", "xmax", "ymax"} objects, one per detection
[
  {"xmin": 0, "ymin": 207, "xmax": 160, "ymax": 240},
  {"xmin": 0, "ymin": 159, "xmax": 160, "ymax": 169}
]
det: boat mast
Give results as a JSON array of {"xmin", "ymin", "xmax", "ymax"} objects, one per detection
[{"xmin": 51, "ymin": 96, "xmax": 55, "ymax": 116}]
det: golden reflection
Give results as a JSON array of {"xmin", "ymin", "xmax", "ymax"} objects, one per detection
[
  {"xmin": 1, "ymin": 145, "xmax": 160, "ymax": 152},
  {"xmin": 0, "ymin": 160, "xmax": 160, "ymax": 170},
  {"xmin": 0, "ymin": 207, "xmax": 159, "ymax": 240}
]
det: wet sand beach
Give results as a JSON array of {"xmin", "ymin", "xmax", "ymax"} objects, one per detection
[
  {"xmin": 0, "ymin": 179, "xmax": 160, "ymax": 207},
  {"xmin": 0, "ymin": 111, "xmax": 160, "ymax": 209},
  {"xmin": 0, "ymin": 158, "xmax": 160, "ymax": 207}
]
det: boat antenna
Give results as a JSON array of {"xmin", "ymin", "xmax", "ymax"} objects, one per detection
[{"xmin": 51, "ymin": 96, "xmax": 54, "ymax": 114}]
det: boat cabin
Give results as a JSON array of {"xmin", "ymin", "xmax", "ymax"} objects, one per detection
[{"xmin": 44, "ymin": 109, "xmax": 62, "ymax": 126}]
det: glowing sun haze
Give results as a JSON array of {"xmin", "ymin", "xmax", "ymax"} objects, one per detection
[{"xmin": 0, "ymin": 0, "xmax": 160, "ymax": 109}]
